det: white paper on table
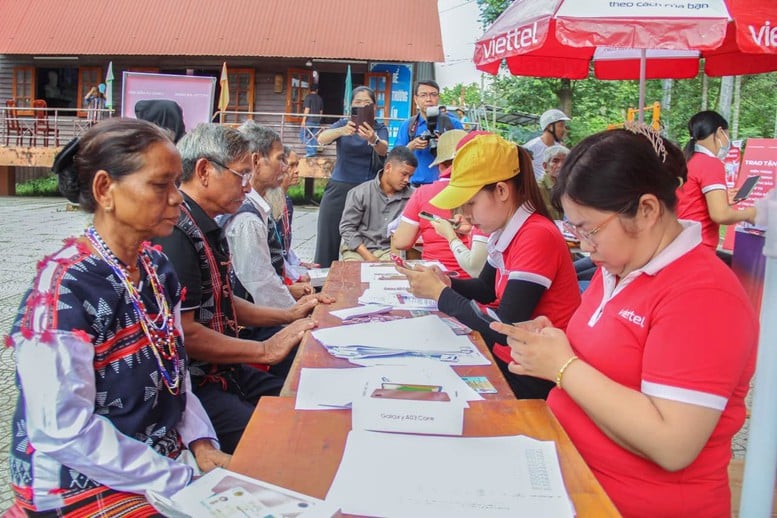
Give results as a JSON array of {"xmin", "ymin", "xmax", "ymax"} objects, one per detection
[
  {"xmin": 329, "ymin": 304, "xmax": 393, "ymax": 321},
  {"xmin": 147, "ymin": 468, "xmax": 338, "ymax": 517},
  {"xmin": 295, "ymin": 367, "xmax": 370, "ymax": 410},
  {"xmin": 325, "ymin": 431, "xmax": 574, "ymax": 518},
  {"xmin": 311, "ymin": 315, "xmax": 466, "ymax": 353},
  {"xmin": 368, "ymin": 278, "xmax": 410, "ymax": 291},
  {"xmin": 352, "ymin": 397, "xmax": 465, "ymax": 436},
  {"xmin": 358, "ymin": 288, "xmax": 437, "ymax": 310},
  {"xmin": 360, "ymin": 263, "xmax": 404, "ymax": 282},
  {"xmin": 348, "ymin": 343, "xmax": 491, "ymax": 367},
  {"xmin": 361, "ymin": 361, "xmax": 483, "ymax": 403}
]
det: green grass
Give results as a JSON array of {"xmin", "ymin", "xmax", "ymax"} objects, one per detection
[
  {"xmin": 16, "ymin": 175, "xmax": 62, "ymax": 197},
  {"xmin": 287, "ymin": 178, "xmax": 327, "ymax": 205}
]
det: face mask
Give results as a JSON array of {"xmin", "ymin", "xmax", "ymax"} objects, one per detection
[{"xmin": 716, "ymin": 132, "xmax": 731, "ymax": 161}]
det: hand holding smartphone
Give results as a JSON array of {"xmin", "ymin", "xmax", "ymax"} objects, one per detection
[
  {"xmin": 390, "ymin": 253, "xmax": 408, "ymax": 269},
  {"xmin": 419, "ymin": 210, "xmax": 460, "ymax": 229}
]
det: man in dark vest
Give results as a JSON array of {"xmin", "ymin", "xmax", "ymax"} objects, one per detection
[{"xmin": 154, "ymin": 123, "xmax": 319, "ymax": 453}]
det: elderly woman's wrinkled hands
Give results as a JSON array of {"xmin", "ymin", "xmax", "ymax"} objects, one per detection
[
  {"xmin": 190, "ymin": 439, "xmax": 232, "ymax": 473},
  {"xmin": 395, "ymin": 264, "xmax": 449, "ymax": 301},
  {"xmin": 490, "ymin": 317, "xmax": 575, "ymax": 381}
]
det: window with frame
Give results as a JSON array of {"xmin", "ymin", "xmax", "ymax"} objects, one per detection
[
  {"xmin": 366, "ymin": 72, "xmax": 392, "ymax": 124},
  {"xmin": 285, "ymin": 69, "xmax": 312, "ymax": 123},
  {"xmin": 223, "ymin": 68, "xmax": 255, "ymax": 123},
  {"xmin": 77, "ymin": 67, "xmax": 103, "ymax": 117},
  {"xmin": 12, "ymin": 67, "xmax": 35, "ymax": 114}
]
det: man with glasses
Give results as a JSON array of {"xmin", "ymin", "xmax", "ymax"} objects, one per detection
[
  {"xmin": 395, "ymin": 80, "xmax": 463, "ymax": 187},
  {"xmin": 153, "ymin": 124, "xmax": 317, "ymax": 453}
]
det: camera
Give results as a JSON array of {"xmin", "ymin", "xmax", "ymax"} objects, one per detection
[{"xmin": 419, "ymin": 105, "xmax": 441, "ymax": 157}]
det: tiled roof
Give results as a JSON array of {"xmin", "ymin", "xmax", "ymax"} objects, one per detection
[{"xmin": 0, "ymin": 0, "xmax": 445, "ymax": 62}]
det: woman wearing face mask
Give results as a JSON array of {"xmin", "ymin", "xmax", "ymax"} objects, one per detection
[{"xmin": 676, "ymin": 110, "xmax": 756, "ymax": 250}]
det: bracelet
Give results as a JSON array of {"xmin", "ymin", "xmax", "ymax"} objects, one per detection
[
  {"xmin": 555, "ymin": 355, "xmax": 579, "ymax": 390},
  {"xmin": 368, "ymin": 136, "xmax": 380, "ymax": 147}
]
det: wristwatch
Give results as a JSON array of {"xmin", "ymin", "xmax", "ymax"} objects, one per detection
[{"xmin": 369, "ymin": 136, "xmax": 380, "ymax": 147}]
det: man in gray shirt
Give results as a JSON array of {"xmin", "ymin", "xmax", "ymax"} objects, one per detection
[{"xmin": 339, "ymin": 146, "xmax": 417, "ymax": 261}]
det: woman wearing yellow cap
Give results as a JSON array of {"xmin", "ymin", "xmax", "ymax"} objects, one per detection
[{"xmin": 398, "ymin": 132, "xmax": 580, "ymax": 399}]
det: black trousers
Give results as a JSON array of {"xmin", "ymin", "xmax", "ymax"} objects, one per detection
[{"xmin": 314, "ymin": 179, "xmax": 361, "ymax": 267}]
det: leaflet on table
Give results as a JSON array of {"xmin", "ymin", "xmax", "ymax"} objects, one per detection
[
  {"xmin": 329, "ymin": 303, "xmax": 393, "ymax": 320},
  {"xmin": 146, "ymin": 468, "xmax": 338, "ymax": 517},
  {"xmin": 294, "ymin": 361, "xmax": 483, "ymax": 410},
  {"xmin": 358, "ymin": 288, "xmax": 437, "ymax": 310},
  {"xmin": 325, "ymin": 431, "xmax": 574, "ymax": 518},
  {"xmin": 307, "ymin": 267, "xmax": 330, "ymax": 288},
  {"xmin": 312, "ymin": 314, "xmax": 467, "ymax": 353},
  {"xmin": 360, "ymin": 260, "xmax": 447, "ymax": 282}
]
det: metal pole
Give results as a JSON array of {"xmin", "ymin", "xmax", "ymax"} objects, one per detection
[
  {"xmin": 638, "ymin": 49, "xmax": 646, "ymax": 123},
  {"xmin": 740, "ymin": 189, "xmax": 777, "ymax": 517}
]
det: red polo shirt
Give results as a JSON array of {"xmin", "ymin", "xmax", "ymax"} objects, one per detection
[{"xmin": 676, "ymin": 148, "xmax": 727, "ymax": 249}]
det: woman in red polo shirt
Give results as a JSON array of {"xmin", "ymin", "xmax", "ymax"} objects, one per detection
[
  {"xmin": 399, "ymin": 132, "xmax": 580, "ymax": 400},
  {"xmin": 492, "ymin": 125, "xmax": 758, "ymax": 518},
  {"xmin": 676, "ymin": 110, "xmax": 756, "ymax": 250}
]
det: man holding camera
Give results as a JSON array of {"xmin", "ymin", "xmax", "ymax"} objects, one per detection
[{"xmin": 395, "ymin": 80, "xmax": 463, "ymax": 187}]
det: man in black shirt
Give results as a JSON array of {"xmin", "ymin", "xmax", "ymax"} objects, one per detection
[{"xmin": 301, "ymin": 85, "xmax": 324, "ymax": 157}]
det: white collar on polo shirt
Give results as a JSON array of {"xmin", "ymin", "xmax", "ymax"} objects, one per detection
[
  {"xmin": 489, "ymin": 203, "xmax": 533, "ymax": 253},
  {"xmin": 694, "ymin": 143, "xmax": 717, "ymax": 158}
]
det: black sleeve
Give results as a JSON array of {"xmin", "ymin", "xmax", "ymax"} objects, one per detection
[
  {"xmin": 449, "ymin": 262, "xmax": 497, "ymax": 303},
  {"xmin": 153, "ymin": 228, "xmax": 203, "ymax": 310},
  {"xmin": 438, "ymin": 277, "xmax": 547, "ymax": 348}
]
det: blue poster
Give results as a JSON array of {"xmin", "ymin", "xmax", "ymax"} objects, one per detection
[{"xmin": 369, "ymin": 63, "xmax": 413, "ymax": 147}]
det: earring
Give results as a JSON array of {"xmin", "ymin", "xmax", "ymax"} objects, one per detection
[{"xmin": 105, "ymin": 205, "xmax": 113, "ymax": 212}]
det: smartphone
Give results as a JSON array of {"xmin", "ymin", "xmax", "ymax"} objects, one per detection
[
  {"xmin": 731, "ymin": 175, "xmax": 760, "ymax": 204},
  {"xmin": 350, "ymin": 104, "xmax": 375, "ymax": 128},
  {"xmin": 419, "ymin": 210, "xmax": 459, "ymax": 228},
  {"xmin": 390, "ymin": 253, "xmax": 408, "ymax": 269}
]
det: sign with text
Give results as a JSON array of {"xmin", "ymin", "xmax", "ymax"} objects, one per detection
[
  {"xmin": 122, "ymin": 72, "xmax": 215, "ymax": 135},
  {"xmin": 352, "ymin": 396, "xmax": 464, "ymax": 436},
  {"xmin": 369, "ymin": 63, "xmax": 412, "ymax": 147}
]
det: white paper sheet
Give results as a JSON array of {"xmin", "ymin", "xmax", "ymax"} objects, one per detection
[
  {"xmin": 295, "ymin": 367, "xmax": 370, "ymax": 410},
  {"xmin": 358, "ymin": 288, "xmax": 438, "ymax": 310},
  {"xmin": 311, "ymin": 315, "xmax": 469, "ymax": 353},
  {"xmin": 147, "ymin": 468, "xmax": 337, "ymax": 517},
  {"xmin": 329, "ymin": 304, "xmax": 393, "ymax": 321},
  {"xmin": 326, "ymin": 432, "xmax": 574, "ymax": 518}
]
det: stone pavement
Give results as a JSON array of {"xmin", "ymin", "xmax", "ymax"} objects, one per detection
[{"xmin": 0, "ymin": 196, "xmax": 751, "ymax": 510}]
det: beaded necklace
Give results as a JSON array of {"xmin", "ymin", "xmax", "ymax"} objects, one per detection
[{"xmin": 85, "ymin": 226, "xmax": 181, "ymax": 395}]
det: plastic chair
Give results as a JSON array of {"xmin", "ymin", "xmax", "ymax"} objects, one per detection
[
  {"xmin": 32, "ymin": 99, "xmax": 59, "ymax": 146},
  {"xmin": 4, "ymin": 99, "xmax": 32, "ymax": 146}
]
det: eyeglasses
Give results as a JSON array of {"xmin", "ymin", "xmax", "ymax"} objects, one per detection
[
  {"xmin": 416, "ymin": 91, "xmax": 440, "ymax": 99},
  {"xmin": 209, "ymin": 159, "xmax": 253, "ymax": 187},
  {"xmin": 562, "ymin": 211, "xmax": 621, "ymax": 246}
]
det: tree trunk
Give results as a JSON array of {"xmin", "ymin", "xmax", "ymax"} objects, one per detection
[
  {"xmin": 701, "ymin": 73, "xmax": 709, "ymax": 111},
  {"xmin": 717, "ymin": 76, "xmax": 734, "ymax": 120},
  {"xmin": 661, "ymin": 79, "xmax": 673, "ymax": 138},
  {"xmin": 731, "ymin": 76, "xmax": 742, "ymax": 140},
  {"xmin": 556, "ymin": 78, "xmax": 573, "ymax": 116}
]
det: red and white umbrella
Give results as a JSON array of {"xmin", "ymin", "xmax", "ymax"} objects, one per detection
[{"xmin": 474, "ymin": 0, "xmax": 777, "ymax": 120}]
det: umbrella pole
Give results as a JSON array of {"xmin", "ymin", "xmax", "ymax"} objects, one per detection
[
  {"xmin": 638, "ymin": 49, "xmax": 646, "ymax": 124},
  {"xmin": 740, "ymin": 191, "xmax": 777, "ymax": 517}
]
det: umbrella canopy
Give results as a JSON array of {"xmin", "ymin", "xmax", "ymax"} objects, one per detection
[
  {"xmin": 474, "ymin": 0, "xmax": 777, "ymax": 119},
  {"xmin": 104, "ymin": 61, "xmax": 114, "ymax": 110},
  {"xmin": 218, "ymin": 62, "xmax": 230, "ymax": 122}
]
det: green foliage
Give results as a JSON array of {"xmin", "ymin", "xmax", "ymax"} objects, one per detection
[
  {"xmin": 440, "ymin": 83, "xmax": 483, "ymax": 108},
  {"xmin": 16, "ymin": 175, "xmax": 61, "ymax": 197},
  {"xmin": 286, "ymin": 179, "xmax": 326, "ymax": 205},
  {"xmin": 476, "ymin": 0, "xmax": 513, "ymax": 28}
]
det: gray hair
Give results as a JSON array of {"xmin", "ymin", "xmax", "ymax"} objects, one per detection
[
  {"xmin": 177, "ymin": 123, "xmax": 249, "ymax": 182},
  {"xmin": 543, "ymin": 144, "xmax": 570, "ymax": 164},
  {"xmin": 238, "ymin": 120, "xmax": 281, "ymax": 156}
]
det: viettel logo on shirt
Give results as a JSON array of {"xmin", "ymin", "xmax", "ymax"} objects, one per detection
[{"xmin": 618, "ymin": 308, "xmax": 646, "ymax": 328}]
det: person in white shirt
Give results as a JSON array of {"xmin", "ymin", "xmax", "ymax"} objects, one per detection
[
  {"xmin": 222, "ymin": 122, "xmax": 315, "ymax": 308},
  {"xmin": 524, "ymin": 109, "xmax": 571, "ymax": 181}
]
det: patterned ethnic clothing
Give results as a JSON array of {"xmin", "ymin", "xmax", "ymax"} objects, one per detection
[{"xmin": 7, "ymin": 237, "xmax": 217, "ymax": 514}]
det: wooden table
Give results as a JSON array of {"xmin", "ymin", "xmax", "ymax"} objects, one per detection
[
  {"xmin": 282, "ymin": 261, "xmax": 514, "ymax": 399},
  {"xmin": 231, "ymin": 397, "xmax": 621, "ymax": 517}
]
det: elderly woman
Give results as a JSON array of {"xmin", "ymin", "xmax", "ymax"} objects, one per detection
[
  {"xmin": 313, "ymin": 86, "xmax": 388, "ymax": 266},
  {"xmin": 492, "ymin": 125, "xmax": 757, "ymax": 517},
  {"xmin": 7, "ymin": 119, "xmax": 228, "ymax": 515}
]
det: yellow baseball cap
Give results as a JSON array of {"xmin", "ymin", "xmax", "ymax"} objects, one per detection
[{"xmin": 430, "ymin": 132, "xmax": 519, "ymax": 209}]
